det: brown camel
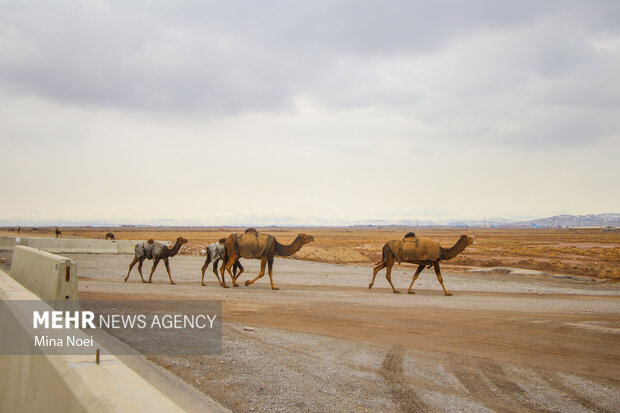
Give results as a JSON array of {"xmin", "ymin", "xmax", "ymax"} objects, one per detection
[
  {"xmin": 370, "ymin": 233, "xmax": 474, "ymax": 295},
  {"xmin": 201, "ymin": 238, "xmax": 242, "ymax": 287},
  {"xmin": 221, "ymin": 228, "xmax": 314, "ymax": 290},
  {"xmin": 124, "ymin": 237, "xmax": 188, "ymax": 284},
  {"xmin": 55, "ymin": 227, "xmax": 62, "ymax": 239},
  {"xmin": 105, "ymin": 232, "xmax": 115, "ymax": 240}
]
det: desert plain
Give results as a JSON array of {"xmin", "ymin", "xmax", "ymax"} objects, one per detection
[{"xmin": 1, "ymin": 226, "xmax": 619, "ymax": 412}]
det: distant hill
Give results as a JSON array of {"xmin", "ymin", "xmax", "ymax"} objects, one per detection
[
  {"xmin": 1, "ymin": 213, "xmax": 618, "ymax": 228},
  {"xmin": 509, "ymin": 213, "xmax": 620, "ymax": 228}
]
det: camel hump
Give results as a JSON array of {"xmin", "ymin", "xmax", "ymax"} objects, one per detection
[
  {"xmin": 237, "ymin": 232, "xmax": 271, "ymax": 259},
  {"xmin": 147, "ymin": 239, "xmax": 154, "ymax": 244},
  {"xmin": 404, "ymin": 232, "xmax": 416, "ymax": 239},
  {"xmin": 245, "ymin": 228, "xmax": 257, "ymax": 233}
]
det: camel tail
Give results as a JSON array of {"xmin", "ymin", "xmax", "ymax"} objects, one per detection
[{"xmin": 375, "ymin": 243, "xmax": 390, "ymax": 265}]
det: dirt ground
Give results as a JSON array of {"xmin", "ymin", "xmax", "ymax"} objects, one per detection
[
  {"xmin": 17, "ymin": 251, "xmax": 616, "ymax": 413},
  {"xmin": 3, "ymin": 226, "xmax": 618, "ymax": 279}
]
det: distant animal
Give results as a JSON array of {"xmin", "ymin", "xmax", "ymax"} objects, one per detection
[
  {"xmin": 369, "ymin": 233, "xmax": 475, "ymax": 295},
  {"xmin": 124, "ymin": 237, "xmax": 188, "ymax": 284},
  {"xmin": 221, "ymin": 228, "xmax": 314, "ymax": 290},
  {"xmin": 55, "ymin": 228, "xmax": 62, "ymax": 239},
  {"xmin": 201, "ymin": 239, "xmax": 242, "ymax": 287},
  {"xmin": 105, "ymin": 232, "xmax": 115, "ymax": 240}
]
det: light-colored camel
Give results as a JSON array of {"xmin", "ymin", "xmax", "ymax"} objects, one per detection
[
  {"xmin": 370, "ymin": 233, "xmax": 474, "ymax": 295},
  {"xmin": 221, "ymin": 228, "xmax": 314, "ymax": 290},
  {"xmin": 201, "ymin": 239, "xmax": 242, "ymax": 287},
  {"xmin": 125, "ymin": 237, "xmax": 188, "ymax": 284}
]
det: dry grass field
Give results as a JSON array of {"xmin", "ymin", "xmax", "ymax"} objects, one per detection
[{"xmin": 6, "ymin": 226, "xmax": 619, "ymax": 280}]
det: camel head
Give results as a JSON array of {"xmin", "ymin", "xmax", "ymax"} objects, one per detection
[
  {"xmin": 175, "ymin": 237, "xmax": 189, "ymax": 246},
  {"xmin": 460, "ymin": 235, "xmax": 475, "ymax": 246},
  {"xmin": 297, "ymin": 233, "xmax": 315, "ymax": 244}
]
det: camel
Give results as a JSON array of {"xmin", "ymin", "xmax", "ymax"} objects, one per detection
[
  {"xmin": 124, "ymin": 237, "xmax": 188, "ymax": 284},
  {"xmin": 370, "ymin": 233, "xmax": 474, "ymax": 295},
  {"xmin": 201, "ymin": 239, "xmax": 242, "ymax": 287},
  {"xmin": 221, "ymin": 228, "xmax": 314, "ymax": 290},
  {"xmin": 55, "ymin": 228, "xmax": 62, "ymax": 239},
  {"xmin": 105, "ymin": 232, "xmax": 115, "ymax": 240}
]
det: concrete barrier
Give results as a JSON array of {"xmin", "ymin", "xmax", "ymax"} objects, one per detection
[
  {"xmin": 116, "ymin": 240, "xmax": 142, "ymax": 254},
  {"xmin": 0, "ymin": 236, "xmax": 21, "ymax": 248},
  {"xmin": 0, "ymin": 236, "xmax": 169, "ymax": 254},
  {"xmin": 26, "ymin": 238, "xmax": 118, "ymax": 254},
  {"xmin": 10, "ymin": 246, "xmax": 78, "ymax": 301},
  {"xmin": 0, "ymin": 269, "xmax": 186, "ymax": 413}
]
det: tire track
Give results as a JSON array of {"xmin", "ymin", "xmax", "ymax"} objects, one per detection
[
  {"xmin": 379, "ymin": 345, "xmax": 430, "ymax": 413},
  {"xmin": 538, "ymin": 372, "xmax": 611, "ymax": 413},
  {"xmin": 449, "ymin": 358, "xmax": 540, "ymax": 413}
]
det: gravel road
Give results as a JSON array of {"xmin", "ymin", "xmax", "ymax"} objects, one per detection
[{"xmin": 46, "ymin": 254, "xmax": 620, "ymax": 412}]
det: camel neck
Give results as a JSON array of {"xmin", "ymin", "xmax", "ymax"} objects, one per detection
[
  {"xmin": 276, "ymin": 235, "xmax": 305, "ymax": 256},
  {"xmin": 440, "ymin": 237, "xmax": 469, "ymax": 260},
  {"xmin": 168, "ymin": 241, "xmax": 184, "ymax": 257}
]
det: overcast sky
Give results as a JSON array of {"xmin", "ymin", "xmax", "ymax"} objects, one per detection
[{"xmin": 1, "ymin": 1, "xmax": 619, "ymax": 225}]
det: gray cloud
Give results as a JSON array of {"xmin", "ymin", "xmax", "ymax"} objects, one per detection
[{"xmin": 2, "ymin": 0, "xmax": 617, "ymax": 116}]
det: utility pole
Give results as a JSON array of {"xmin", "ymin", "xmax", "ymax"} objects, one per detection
[
  {"xmin": 578, "ymin": 216, "xmax": 581, "ymax": 233},
  {"xmin": 601, "ymin": 217, "xmax": 604, "ymax": 233}
]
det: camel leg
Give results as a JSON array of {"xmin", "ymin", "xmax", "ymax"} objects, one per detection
[
  {"xmin": 221, "ymin": 257, "xmax": 237, "ymax": 288},
  {"xmin": 148, "ymin": 258, "xmax": 160, "ymax": 283},
  {"xmin": 369, "ymin": 261, "xmax": 386, "ymax": 289},
  {"xmin": 231, "ymin": 261, "xmax": 239, "ymax": 287},
  {"xmin": 432, "ymin": 262, "xmax": 452, "ymax": 296},
  {"xmin": 232, "ymin": 261, "xmax": 244, "ymax": 282},
  {"xmin": 267, "ymin": 257, "xmax": 278, "ymax": 290},
  {"xmin": 385, "ymin": 255, "xmax": 400, "ymax": 293},
  {"xmin": 231, "ymin": 261, "xmax": 244, "ymax": 286},
  {"xmin": 219, "ymin": 257, "xmax": 232, "ymax": 288},
  {"xmin": 245, "ymin": 257, "xmax": 267, "ymax": 287},
  {"xmin": 229, "ymin": 258, "xmax": 240, "ymax": 288},
  {"xmin": 125, "ymin": 257, "xmax": 139, "ymax": 282},
  {"xmin": 201, "ymin": 255, "xmax": 212, "ymax": 286},
  {"xmin": 407, "ymin": 265, "xmax": 425, "ymax": 294},
  {"xmin": 164, "ymin": 257, "xmax": 175, "ymax": 285},
  {"xmin": 137, "ymin": 259, "xmax": 147, "ymax": 283},
  {"xmin": 212, "ymin": 258, "xmax": 223, "ymax": 286}
]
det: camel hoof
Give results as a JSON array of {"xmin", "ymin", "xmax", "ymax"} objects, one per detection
[
  {"xmin": 408, "ymin": 290, "xmax": 415, "ymax": 294},
  {"xmin": 222, "ymin": 284, "xmax": 230, "ymax": 288},
  {"xmin": 124, "ymin": 278, "xmax": 128, "ymax": 283},
  {"xmin": 201, "ymin": 283, "xmax": 206, "ymax": 286},
  {"xmin": 233, "ymin": 284, "xmax": 239, "ymax": 287},
  {"xmin": 393, "ymin": 290, "xmax": 401, "ymax": 294},
  {"xmin": 271, "ymin": 287, "xmax": 280, "ymax": 290},
  {"xmin": 170, "ymin": 282, "xmax": 176, "ymax": 285},
  {"xmin": 244, "ymin": 280, "xmax": 251, "ymax": 287},
  {"xmin": 445, "ymin": 292, "xmax": 453, "ymax": 296},
  {"xmin": 147, "ymin": 280, "xmax": 153, "ymax": 283},
  {"xmin": 368, "ymin": 283, "xmax": 373, "ymax": 289}
]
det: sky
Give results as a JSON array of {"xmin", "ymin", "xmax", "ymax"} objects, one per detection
[{"xmin": 0, "ymin": 1, "xmax": 619, "ymax": 226}]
